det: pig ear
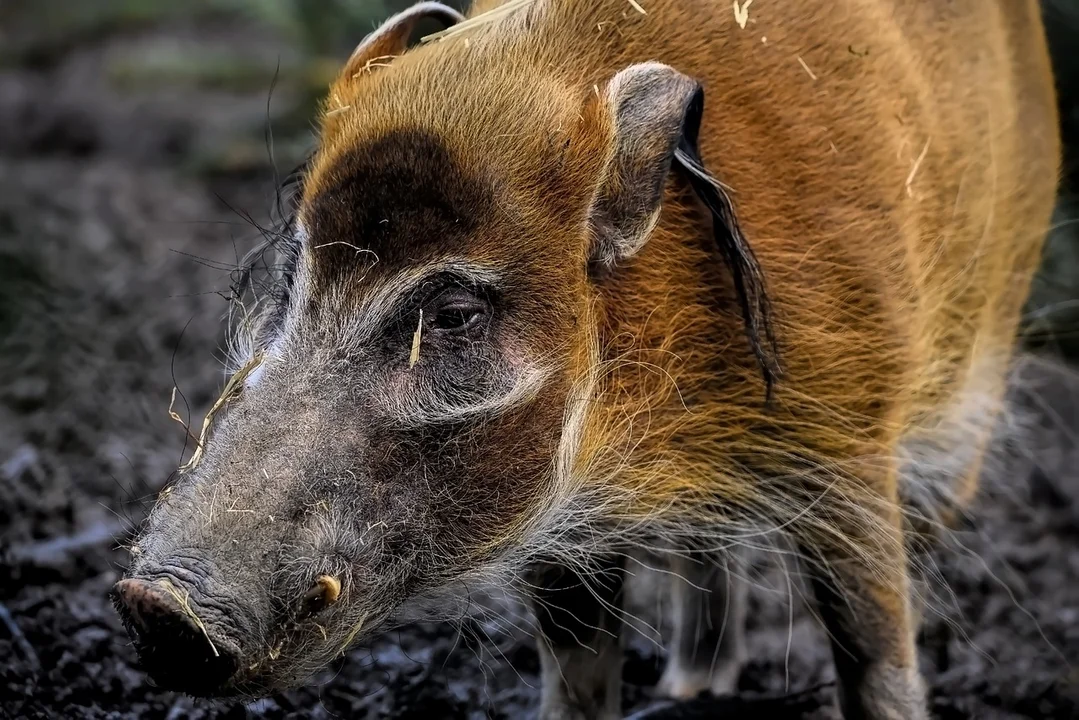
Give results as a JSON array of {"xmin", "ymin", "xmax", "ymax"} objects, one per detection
[
  {"xmin": 588, "ymin": 62, "xmax": 702, "ymax": 269},
  {"xmin": 342, "ymin": 2, "xmax": 464, "ymax": 77},
  {"xmin": 588, "ymin": 62, "xmax": 781, "ymax": 399}
]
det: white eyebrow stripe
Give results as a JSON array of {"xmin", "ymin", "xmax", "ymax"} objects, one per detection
[
  {"xmin": 381, "ymin": 360, "xmax": 555, "ymax": 426},
  {"xmin": 253, "ymin": 224, "xmax": 549, "ymax": 423},
  {"xmin": 308, "ymin": 252, "xmax": 504, "ymax": 349},
  {"xmin": 277, "ymin": 222, "xmax": 505, "ymax": 354}
]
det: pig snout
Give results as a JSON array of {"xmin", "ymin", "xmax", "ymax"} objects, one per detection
[
  {"xmin": 111, "ymin": 560, "xmax": 260, "ymax": 695},
  {"xmin": 112, "ymin": 577, "xmax": 239, "ymax": 693},
  {"xmin": 112, "ymin": 546, "xmax": 351, "ymax": 696}
]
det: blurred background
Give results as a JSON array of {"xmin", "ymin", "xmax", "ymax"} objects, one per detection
[{"xmin": 1, "ymin": 1, "xmax": 1078, "ymax": 718}]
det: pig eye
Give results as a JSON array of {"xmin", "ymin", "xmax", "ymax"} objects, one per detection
[{"xmin": 427, "ymin": 289, "xmax": 488, "ymax": 333}]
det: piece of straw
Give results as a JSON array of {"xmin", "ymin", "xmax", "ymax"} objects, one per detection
[
  {"xmin": 797, "ymin": 56, "xmax": 818, "ymax": 80},
  {"xmin": 733, "ymin": 0, "xmax": 752, "ymax": 29},
  {"xmin": 157, "ymin": 578, "xmax": 219, "ymax": 657},
  {"xmin": 420, "ymin": 0, "xmax": 535, "ymax": 44},
  {"xmin": 167, "ymin": 387, "xmax": 199, "ymax": 446},
  {"xmin": 409, "ymin": 310, "xmax": 423, "ymax": 368},
  {"xmin": 906, "ymin": 138, "xmax": 931, "ymax": 197},
  {"xmin": 179, "ymin": 352, "xmax": 263, "ymax": 473},
  {"xmin": 338, "ymin": 611, "xmax": 369, "ymax": 656}
]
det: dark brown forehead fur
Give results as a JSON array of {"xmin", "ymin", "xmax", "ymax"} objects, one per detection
[
  {"xmin": 299, "ymin": 11, "xmax": 615, "ymax": 264},
  {"xmin": 301, "ymin": 129, "xmax": 495, "ymax": 293},
  {"xmin": 294, "ymin": 27, "xmax": 615, "ymax": 339},
  {"xmin": 296, "ymin": 128, "xmax": 590, "ymax": 344}
]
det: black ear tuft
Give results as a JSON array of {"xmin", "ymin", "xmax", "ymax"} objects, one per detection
[{"xmin": 674, "ymin": 91, "xmax": 782, "ymax": 402}]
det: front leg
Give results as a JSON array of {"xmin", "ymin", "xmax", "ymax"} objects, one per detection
[
  {"xmin": 528, "ymin": 560, "xmax": 624, "ymax": 720},
  {"xmin": 802, "ymin": 499, "xmax": 928, "ymax": 720}
]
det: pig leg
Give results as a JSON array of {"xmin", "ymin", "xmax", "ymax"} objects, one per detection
[
  {"xmin": 529, "ymin": 560, "xmax": 624, "ymax": 720},
  {"xmin": 656, "ymin": 551, "xmax": 747, "ymax": 699},
  {"xmin": 802, "ymin": 510, "xmax": 928, "ymax": 720}
]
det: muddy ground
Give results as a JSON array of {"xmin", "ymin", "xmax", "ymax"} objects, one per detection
[{"xmin": 2, "ymin": 2, "xmax": 1079, "ymax": 719}]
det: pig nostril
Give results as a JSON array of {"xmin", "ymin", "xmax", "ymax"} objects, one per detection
[
  {"xmin": 300, "ymin": 575, "xmax": 342, "ymax": 618},
  {"xmin": 114, "ymin": 578, "xmax": 179, "ymax": 634}
]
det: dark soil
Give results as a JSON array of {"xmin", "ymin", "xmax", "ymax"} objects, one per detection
[{"xmin": 2, "ymin": 3, "xmax": 1079, "ymax": 719}]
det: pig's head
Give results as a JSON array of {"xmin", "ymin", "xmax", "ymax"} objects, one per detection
[{"xmin": 113, "ymin": 1, "xmax": 775, "ymax": 697}]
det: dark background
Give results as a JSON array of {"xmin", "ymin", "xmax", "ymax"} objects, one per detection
[{"xmin": 2, "ymin": 1, "xmax": 1079, "ymax": 718}]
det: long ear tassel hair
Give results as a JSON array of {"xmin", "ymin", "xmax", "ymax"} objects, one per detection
[{"xmin": 674, "ymin": 88, "xmax": 782, "ymax": 403}]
